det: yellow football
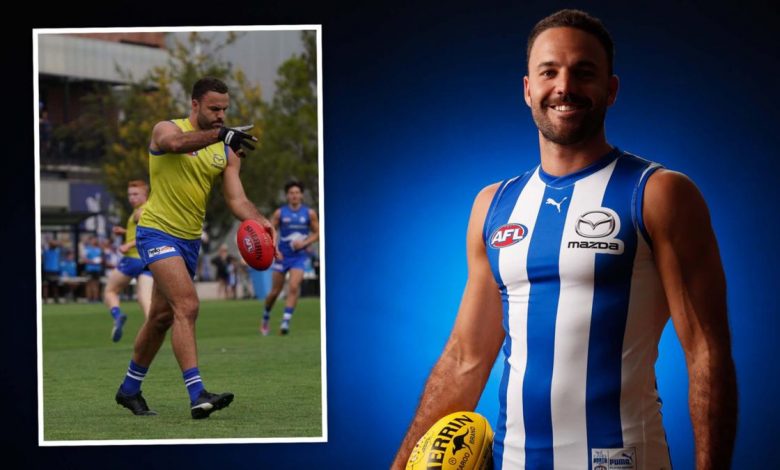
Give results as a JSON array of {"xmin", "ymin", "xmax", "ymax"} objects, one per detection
[{"xmin": 406, "ymin": 411, "xmax": 494, "ymax": 470}]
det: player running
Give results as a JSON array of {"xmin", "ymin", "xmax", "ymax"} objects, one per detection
[
  {"xmin": 261, "ymin": 181, "xmax": 319, "ymax": 335},
  {"xmin": 103, "ymin": 180, "xmax": 153, "ymax": 342}
]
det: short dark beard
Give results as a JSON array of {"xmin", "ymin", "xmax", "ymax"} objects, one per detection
[
  {"xmin": 532, "ymin": 94, "xmax": 606, "ymax": 145},
  {"xmin": 196, "ymin": 110, "xmax": 221, "ymax": 131},
  {"xmin": 196, "ymin": 112, "xmax": 210, "ymax": 130}
]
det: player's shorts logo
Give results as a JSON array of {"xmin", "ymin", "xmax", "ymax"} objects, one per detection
[
  {"xmin": 592, "ymin": 447, "xmax": 636, "ymax": 470},
  {"xmin": 147, "ymin": 246, "xmax": 176, "ymax": 258},
  {"xmin": 576, "ymin": 210, "xmax": 616, "ymax": 238},
  {"xmin": 490, "ymin": 223, "xmax": 528, "ymax": 248}
]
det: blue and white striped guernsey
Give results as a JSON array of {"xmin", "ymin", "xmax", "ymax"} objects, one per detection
[
  {"xmin": 279, "ymin": 204, "xmax": 311, "ymax": 258},
  {"xmin": 484, "ymin": 148, "xmax": 671, "ymax": 470}
]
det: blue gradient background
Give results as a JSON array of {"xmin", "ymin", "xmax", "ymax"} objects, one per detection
[{"xmin": 15, "ymin": 1, "xmax": 779, "ymax": 468}]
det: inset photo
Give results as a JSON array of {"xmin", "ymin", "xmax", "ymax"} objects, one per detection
[{"xmin": 34, "ymin": 25, "xmax": 326, "ymax": 445}]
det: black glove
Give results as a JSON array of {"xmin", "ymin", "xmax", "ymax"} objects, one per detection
[{"xmin": 218, "ymin": 124, "xmax": 257, "ymax": 155}]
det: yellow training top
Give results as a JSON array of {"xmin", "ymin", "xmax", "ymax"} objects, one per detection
[
  {"xmin": 140, "ymin": 118, "xmax": 228, "ymax": 239},
  {"xmin": 124, "ymin": 202, "xmax": 146, "ymax": 258}
]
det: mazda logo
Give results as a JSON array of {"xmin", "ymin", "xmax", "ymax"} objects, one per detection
[{"xmin": 575, "ymin": 211, "xmax": 616, "ymax": 238}]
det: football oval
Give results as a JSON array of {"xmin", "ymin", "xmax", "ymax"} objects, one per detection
[
  {"xmin": 406, "ymin": 411, "xmax": 494, "ymax": 470},
  {"xmin": 236, "ymin": 219, "xmax": 274, "ymax": 270}
]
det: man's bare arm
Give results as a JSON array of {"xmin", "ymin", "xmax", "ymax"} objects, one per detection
[
  {"xmin": 645, "ymin": 170, "xmax": 737, "ymax": 470},
  {"xmin": 391, "ymin": 183, "xmax": 505, "ymax": 469},
  {"xmin": 150, "ymin": 121, "xmax": 220, "ymax": 154},
  {"xmin": 222, "ymin": 150, "xmax": 278, "ymax": 250}
]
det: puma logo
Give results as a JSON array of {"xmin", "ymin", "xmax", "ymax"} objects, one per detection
[
  {"xmin": 545, "ymin": 196, "xmax": 568, "ymax": 213},
  {"xmin": 452, "ymin": 428, "xmax": 473, "ymax": 455}
]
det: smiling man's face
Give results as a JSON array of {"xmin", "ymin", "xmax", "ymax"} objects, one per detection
[{"xmin": 524, "ymin": 26, "xmax": 618, "ymax": 146}]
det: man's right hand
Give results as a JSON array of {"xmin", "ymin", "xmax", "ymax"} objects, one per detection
[
  {"xmin": 259, "ymin": 219, "xmax": 282, "ymax": 260},
  {"xmin": 218, "ymin": 124, "xmax": 258, "ymax": 156}
]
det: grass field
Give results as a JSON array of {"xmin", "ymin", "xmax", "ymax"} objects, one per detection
[{"xmin": 41, "ymin": 298, "xmax": 323, "ymax": 442}]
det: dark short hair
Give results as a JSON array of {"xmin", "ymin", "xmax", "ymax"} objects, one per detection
[
  {"xmin": 191, "ymin": 77, "xmax": 229, "ymax": 101},
  {"xmin": 127, "ymin": 179, "xmax": 149, "ymax": 194},
  {"xmin": 527, "ymin": 9, "xmax": 614, "ymax": 75},
  {"xmin": 285, "ymin": 180, "xmax": 304, "ymax": 193}
]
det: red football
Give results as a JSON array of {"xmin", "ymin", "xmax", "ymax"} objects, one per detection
[{"xmin": 236, "ymin": 220, "xmax": 274, "ymax": 270}]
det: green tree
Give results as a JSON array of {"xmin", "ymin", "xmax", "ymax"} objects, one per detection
[{"xmin": 242, "ymin": 30, "xmax": 319, "ymax": 211}]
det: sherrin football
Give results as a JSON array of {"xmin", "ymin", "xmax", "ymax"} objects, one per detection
[
  {"xmin": 406, "ymin": 411, "xmax": 494, "ymax": 470},
  {"xmin": 236, "ymin": 219, "xmax": 274, "ymax": 270}
]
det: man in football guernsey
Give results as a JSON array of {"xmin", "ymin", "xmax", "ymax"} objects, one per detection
[
  {"xmin": 114, "ymin": 77, "xmax": 276, "ymax": 419},
  {"xmin": 261, "ymin": 181, "xmax": 319, "ymax": 335},
  {"xmin": 393, "ymin": 9, "xmax": 737, "ymax": 470},
  {"xmin": 103, "ymin": 180, "xmax": 153, "ymax": 342}
]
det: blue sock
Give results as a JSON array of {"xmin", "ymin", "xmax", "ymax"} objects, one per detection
[
  {"xmin": 119, "ymin": 360, "xmax": 148, "ymax": 396},
  {"xmin": 282, "ymin": 307, "xmax": 294, "ymax": 321},
  {"xmin": 110, "ymin": 306, "xmax": 122, "ymax": 320},
  {"xmin": 183, "ymin": 367, "xmax": 205, "ymax": 403},
  {"xmin": 263, "ymin": 309, "xmax": 270, "ymax": 322}
]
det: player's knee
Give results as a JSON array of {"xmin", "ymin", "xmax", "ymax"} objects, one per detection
[
  {"xmin": 173, "ymin": 297, "xmax": 200, "ymax": 320},
  {"xmin": 104, "ymin": 285, "xmax": 119, "ymax": 297},
  {"xmin": 148, "ymin": 310, "xmax": 173, "ymax": 330},
  {"xmin": 158, "ymin": 314, "xmax": 174, "ymax": 330}
]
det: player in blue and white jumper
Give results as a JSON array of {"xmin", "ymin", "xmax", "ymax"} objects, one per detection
[
  {"xmin": 261, "ymin": 181, "xmax": 319, "ymax": 335},
  {"xmin": 394, "ymin": 9, "xmax": 737, "ymax": 470}
]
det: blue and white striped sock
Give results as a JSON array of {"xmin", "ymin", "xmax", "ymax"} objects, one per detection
[
  {"xmin": 119, "ymin": 360, "xmax": 148, "ymax": 396},
  {"xmin": 183, "ymin": 367, "xmax": 205, "ymax": 403},
  {"xmin": 282, "ymin": 307, "xmax": 294, "ymax": 321}
]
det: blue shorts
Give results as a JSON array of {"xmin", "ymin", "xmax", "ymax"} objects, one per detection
[
  {"xmin": 136, "ymin": 226, "xmax": 201, "ymax": 278},
  {"xmin": 272, "ymin": 255, "xmax": 308, "ymax": 273},
  {"xmin": 117, "ymin": 256, "xmax": 153, "ymax": 278}
]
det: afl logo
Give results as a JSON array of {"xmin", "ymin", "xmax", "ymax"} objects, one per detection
[
  {"xmin": 242, "ymin": 236, "xmax": 255, "ymax": 254},
  {"xmin": 490, "ymin": 223, "xmax": 528, "ymax": 248}
]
